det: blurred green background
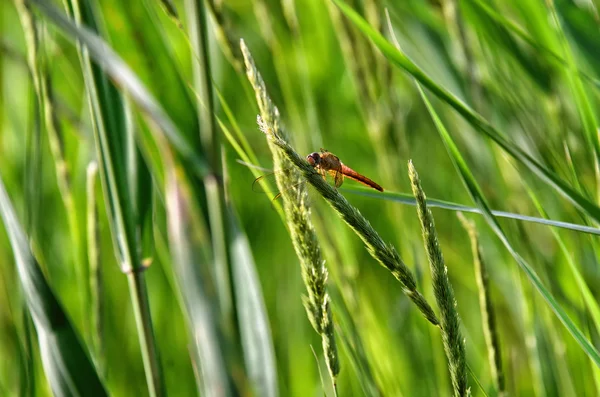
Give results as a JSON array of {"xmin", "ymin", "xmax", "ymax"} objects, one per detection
[{"xmin": 2, "ymin": 0, "xmax": 600, "ymax": 395}]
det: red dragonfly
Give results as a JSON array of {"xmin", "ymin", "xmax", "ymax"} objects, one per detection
[
  {"xmin": 306, "ymin": 149, "xmax": 383, "ymax": 192},
  {"xmin": 253, "ymin": 148, "xmax": 383, "ymax": 199}
]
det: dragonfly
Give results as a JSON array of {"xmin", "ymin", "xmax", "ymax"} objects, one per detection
[{"xmin": 253, "ymin": 148, "xmax": 383, "ymax": 200}]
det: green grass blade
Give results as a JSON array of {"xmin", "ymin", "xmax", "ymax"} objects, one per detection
[
  {"xmin": 342, "ymin": 187, "xmax": 600, "ymax": 235},
  {"xmin": 133, "ymin": 0, "xmax": 197, "ymax": 138},
  {"xmin": 16, "ymin": 0, "xmax": 89, "ymax": 337},
  {"xmin": 57, "ymin": 1, "xmax": 165, "ymax": 394},
  {"xmin": 157, "ymin": 0, "xmax": 181, "ymax": 25},
  {"xmin": 458, "ymin": 215, "xmax": 504, "ymax": 396},
  {"xmin": 0, "ymin": 176, "xmax": 107, "ymax": 397},
  {"xmin": 227, "ymin": 203, "xmax": 278, "ymax": 397},
  {"xmin": 29, "ymin": 0, "xmax": 208, "ymax": 179},
  {"xmin": 164, "ymin": 158, "xmax": 233, "ymax": 396},
  {"xmin": 525, "ymin": 186, "xmax": 600, "ymax": 336},
  {"xmin": 185, "ymin": 0, "xmax": 233, "ymax": 326},
  {"xmin": 331, "ymin": 0, "xmax": 600, "ymax": 224},
  {"xmin": 330, "ymin": 287, "xmax": 382, "ymax": 397},
  {"xmin": 466, "ymin": 0, "xmax": 600, "ymax": 88},
  {"xmin": 214, "ymin": 90, "xmax": 285, "ymax": 223},
  {"xmin": 86, "ymin": 162, "xmax": 105, "ymax": 378},
  {"xmin": 546, "ymin": 2, "xmax": 600, "ymax": 196},
  {"xmin": 416, "ymin": 83, "xmax": 600, "ymax": 368}
]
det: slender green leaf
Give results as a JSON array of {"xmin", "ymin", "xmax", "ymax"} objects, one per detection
[
  {"xmin": 525, "ymin": 186, "xmax": 600, "ymax": 335},
  {"xmin": 165, "ymin": 159, "xmax": 233, "ymax": 396},
  {"xmin": 59, "ymin": 1, "xmax": 165, "ymax": 394},
  {"xmin": 342, "ymin": 186, "xmax": 600, "ymax": 236},
  {"xmin": 238, "ymin": 160, "xmax": 600, "ymax": 235},
  {"xmin": 227, "ymin": 204, "xmax": 278, "ymax": 397},
  {"xmin": 416, "ymin": 82, "xmax": 600, "ymax": 368},
  {"xmin": 332, "ymin": 0, "xmax": 600, "ymax": 224},
  {"xmin": 29, "ymin": 0, "xmax": 208, "ymax": 178},
  {"xmin": 330, "ymin": 286, "xmax": 381, "ymax": 397},
  {"xmin": 185, "ymin": 0, "xmax": 233, "ymax": 326},
  {"xmin": 466, "ymin": 0, "xmax": 600, "ymax": 88},
  {"xmin": 546, "ymin": 2, "xmax": 600, "ymax": 196},
  {"xmin": 0, "ymin": 176, "xmax": 107, "ymax": 397}
]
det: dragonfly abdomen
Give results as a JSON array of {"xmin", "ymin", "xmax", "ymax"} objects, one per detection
[{"xmin": 341, "ymin": 165, "xmax": 384, "ymax": 192}]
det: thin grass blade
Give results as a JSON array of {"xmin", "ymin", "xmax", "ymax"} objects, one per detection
[
  {"xmin": 342, "ymin": 187, "xmax": 600, "ymax": 236},
  {"xmin": 185, "ymin": 0, "xmax": 233, "ymax": 328},
  {"xmin": 0, "ymin": 176, "xmax": 107, "ymax": 397},
  {"xmin": 165, "ymin": 158, "xmax": 233, "ymax": 396},
  {"xmin": 331, "ymin": 0, "xmax": 600, "ymax": 224},
  {"xmin": 227, "ymin": 203, "xmax": 278, "ymax": 397},
  {"xmin": 29, "ymin": 0, "xmax": 208, "ymax": 178},
  {"xmin": 55, "ymin": 1, "xmax": 165, "ymax": 394},
  {"xmin": 416, "ymin": 83, "xmax": 600, "ymax": 368},
  {"xmin": 329, "ymin": 286, "xmax": 382, "ymax": 397},
  {"xmin": 546, "ymin": 2, "xmax": 600, "ymax": 198},
  {"xmin": 466, "ymin": 0, "xmax": 600, "ymax": 88}
]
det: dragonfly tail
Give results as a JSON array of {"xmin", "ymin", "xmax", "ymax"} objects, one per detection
[{"xmin": 341, "ymin": 165, "xmax": 384, "ymax": 192}]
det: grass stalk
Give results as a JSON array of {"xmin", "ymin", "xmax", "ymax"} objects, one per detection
[
  {"xmin": 126, "ymin": 271, "xmax": 163, "ymax": 396},
  {"xmin": 185, "ymin": 0, "xmax": 233, "ymax": 324},
  {"xmin": 0, "ymin": 172, "xmax": 107, "ymax": 396},
  {"xmin": 408, "ymin": 161, "xmax": 468, "ymax": 397},
  {"xmin": 241, "ymin": 40, "xmax": 439, "ymax": 329},
  {"xmin": 16, "ymin": 0, "xmax": 87, "ymax": 332},
  {"xmin": 242, "ymin": 40, "xmax": 341, "ymax": 391},
  {"xmin": 87, "ymin": 162, "xmax": 105, "ymax": 378},
  {"xmin": 61, "ymin": 1, "xmax": 166, "ymax": 394},
  {"xmin": 458, "ymin": 213, "xmax": 504, "ymax": 396},
  {"xmin": 205, "ymin": 0, "xmax": 243, "ymax": 73}
]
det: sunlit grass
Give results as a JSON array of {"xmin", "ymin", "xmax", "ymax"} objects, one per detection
[{"xmin": 1, "ymin": 0, "xmax": 600, "ymax": 395}]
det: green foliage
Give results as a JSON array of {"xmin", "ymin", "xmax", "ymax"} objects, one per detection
[{"xmin": 2, "ymin": 0, "xmax": 600, "ymax": 395}]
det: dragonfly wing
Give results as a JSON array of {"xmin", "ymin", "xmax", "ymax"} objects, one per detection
[{"xmin": 334, "ymin": 170, "xmax": 344, "ymax": 188}]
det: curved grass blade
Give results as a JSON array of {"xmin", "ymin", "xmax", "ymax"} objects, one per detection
[
  {"xmin": 56, "ymin": 1, "xmax": 165, "ymax": 394},
  {"xmin": 332, "ymin": 320, "xmax": 381, "ymax": 396},
  {"xmin": 466, "ymin": 0, "xmax": 600, "ymax": 89},
  {"xmin": 0, "ymin": 177, "xmax": 107, "ymax": 397},
  {"xmin": 525, "ymin": 186, "xmax": 600, "ymax": 336},
  {"xmin": 546, "ymin": 2, "xmax": 600, "ymax": 198},
  {"xmin": 458, "ymin": 215, "xmax": 504, "ymax": 396},
  {"xmin": 342, "ymin": 186, "xmax": 600, "ymax": 236},
  {"xmin": 217, "ymin": 113, "xmax": 285, "ymax": 222},
  {"xmin": 227, "ymin": 203, "xmax": 278, "ymax": 397},
  {"xmin": 331, "ymin": 0, "xmax": 600, "ymax": 224},
  {"xmin": 29, "ymin": 0, "xmax": 208, "ymax": 179},
  {"xmin": 185, "ymin": 0, "xmax": 234, "ymax": 329},
  {"xmin": 416, "ymin": 83, "xmax": 600, "ymax": 368},
  {"xmin": 165, "ymin": 157, "xmax": 233, "ymax": 396}
]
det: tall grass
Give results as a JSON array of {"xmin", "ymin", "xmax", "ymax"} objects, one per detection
[{"xmin": 2, "ymin": 0, "xmax": 600, "ymax": 395}]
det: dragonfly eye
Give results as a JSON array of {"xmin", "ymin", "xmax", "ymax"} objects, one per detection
[{"xmin": 306, "ymin": 152, "xmax": 321, "ymax": 166}]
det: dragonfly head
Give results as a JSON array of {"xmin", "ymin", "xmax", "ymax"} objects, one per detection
[{"xmin": 306, "ymin": 152, "xmax": 321, "ymax": 167}]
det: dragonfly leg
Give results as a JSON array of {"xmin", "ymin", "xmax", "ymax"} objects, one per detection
[
  {"xmin": 319, "ymin": 168, "xmax": 327, "ymax": 181},
  {"xmin": 334, "ymin": 171, "xmax": 344, "ymax": 188}
]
